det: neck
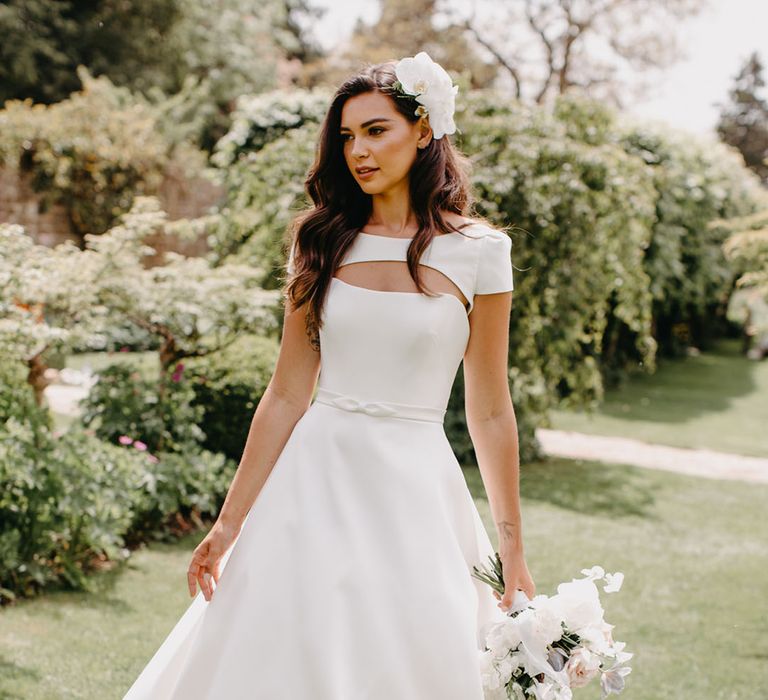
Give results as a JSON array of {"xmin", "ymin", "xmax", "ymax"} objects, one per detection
[{"xmin": 367, "ymin": 188, "xmax": 416, "ymax": 236}]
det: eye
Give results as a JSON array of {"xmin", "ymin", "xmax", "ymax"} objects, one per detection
[{"xmin": 340, "ymin": 127, "xmax": 385, "ymax": 141}]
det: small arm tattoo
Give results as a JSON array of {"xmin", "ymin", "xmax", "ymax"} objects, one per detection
[{"xmin": 497, "ymin": 520, "xmax": 521, "ymax": 547}]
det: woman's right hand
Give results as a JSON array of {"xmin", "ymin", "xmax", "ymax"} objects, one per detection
[{"xmin": 187, "ymin": 520, "xmax": 240, "ymax": 602}]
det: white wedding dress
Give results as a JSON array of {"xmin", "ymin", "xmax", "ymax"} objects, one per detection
[{"xmin": 123, "ymin": 224, "xmax": 514, "ymax": 699}]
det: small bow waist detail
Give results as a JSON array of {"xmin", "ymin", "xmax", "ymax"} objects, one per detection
[{"xmin": 313, "ymin": 387, "xmax": 445, "ymax": 424}]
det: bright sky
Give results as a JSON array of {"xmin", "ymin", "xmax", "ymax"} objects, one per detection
[{"xmin": 310, "ymin": 0, "xmax": 768, "ymax": 138}]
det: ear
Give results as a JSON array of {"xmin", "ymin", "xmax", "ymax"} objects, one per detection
[{"xmin": 417, "ymin": 115, "xmax": 433, "ymax": 149}]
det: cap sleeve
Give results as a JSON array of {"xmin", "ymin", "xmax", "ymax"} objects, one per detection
[{"xmin": 474, "ymin": 231, "xmax": 513, "ymax": 294}]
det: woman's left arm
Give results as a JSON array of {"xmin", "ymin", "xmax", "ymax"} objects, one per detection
[{"xmin": 463, "ymin": 290, "xmax": 535, "ymax": 610}]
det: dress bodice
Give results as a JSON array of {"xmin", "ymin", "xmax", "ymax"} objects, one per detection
[{"xmin": 288, "ymin": 224, "xmax": 514, "ymax": 420}]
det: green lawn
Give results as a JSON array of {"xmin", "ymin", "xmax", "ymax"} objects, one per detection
[
  {"xmin": 1, "ymin": 457, "xmax": 766, "ymax": 699},
  {"xmin": 549, "ymin": 338, "xmax": 768, "ymax": 458}
]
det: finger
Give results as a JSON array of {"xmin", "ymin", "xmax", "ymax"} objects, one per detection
[
  {"xmin": 187, "ymin": 548, "xmax": 205, "ymax": 595},
  {"xmin": 204, "ymin": 572, "xmax": 214, "ymax": 600},
  {"xmin": 197, "ymin": 569, "xmax": 210, "ymax": 601},
  {"xmin": 187, "ymin": 563, "xmax": 201, "ymax": 597}
]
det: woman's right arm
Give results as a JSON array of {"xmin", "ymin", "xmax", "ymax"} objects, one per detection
[
  {"xmin": 215, "ymin": 293, "xmax": 321, "ymax": 537},
  {"xmin": 189, "ymin": 292, "xmax": 320, "ymax": 601}
]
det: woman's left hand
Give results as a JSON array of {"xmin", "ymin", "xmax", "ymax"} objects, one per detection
[{"xmin": 494, "ymin": 547, "xmax": 535, "ymax": 612}]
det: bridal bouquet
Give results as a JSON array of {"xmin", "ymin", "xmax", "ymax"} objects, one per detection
[{"xmin": 472, "ymin": 555, "xmax": 632, "ymax": 700}]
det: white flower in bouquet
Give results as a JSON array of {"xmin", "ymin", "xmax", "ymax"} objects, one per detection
[
  {"xmin": 581, "ymin": 565, "xmax": 625, "ymax": 594},
  {"xmin": 472, "ymin": 555, "xmax": 633, "ymax": 699},
  {"xmin": 479, "ymin": 649, "xmax": 506, "ymax": 690},
  {"xmin": 486, "ymin": 617, "xmax": 523, "ymax": 658},
  {"xmin": 530, "ymin": 677, "xmax": 573, "ymax": 700},
  {"xmin": 550, "ymin": 578, "xmax": 605, "ymax": 635},
  {"xmin": 600, "ymin": 660, "xmax": 632, "ymax": 696},
  {"xmin": 564, "ymin": 647, "xmax": 602, "ymax": 688}
]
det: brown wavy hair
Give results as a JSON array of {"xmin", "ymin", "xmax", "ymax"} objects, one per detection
[{"xmin": 283, "ymin": 58, "xmax": 494, "ymax": 350}]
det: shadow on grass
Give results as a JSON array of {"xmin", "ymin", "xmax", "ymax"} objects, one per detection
[
  {"xmin": 0, "ymin": 655, "xmax": 40, "ymax": 697},
  {"xmin": 464, "ymin": 456, "xmax": 659, "ymax": 520},
  {"xmin": 1, "ymin": 532, "xmax": 203, "ymax": 616},
  {"xmin": 586, "ymin": 338, "xmax": 760, "ymax": 426}
]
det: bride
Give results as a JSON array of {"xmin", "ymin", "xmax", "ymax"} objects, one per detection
[{"xmin": 124, "ymin": 51, "xmax": 535, "ymax": 699}]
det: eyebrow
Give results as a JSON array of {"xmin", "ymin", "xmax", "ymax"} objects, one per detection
[{"xmin": 339, "ymin": 118, "xmax": 394, "ymax": 132}]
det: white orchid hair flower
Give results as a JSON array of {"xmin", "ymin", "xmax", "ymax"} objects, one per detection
[{"xmin": 392, "ymin": 51, "xmax": 460, "ymax": 140}]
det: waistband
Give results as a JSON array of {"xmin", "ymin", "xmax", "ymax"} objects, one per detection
[{"xmin": 313, "ymin": 387, "xmax": 446, "ymax": 424}]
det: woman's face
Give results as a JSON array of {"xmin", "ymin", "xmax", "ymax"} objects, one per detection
[{"xmin": 340, "ymin": 91, "xmax": 432, "ymax": 194}]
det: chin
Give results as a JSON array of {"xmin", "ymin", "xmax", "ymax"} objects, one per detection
[{"xmin": 359, "ymin": 181, "xmax": 386, "ymax": 193}]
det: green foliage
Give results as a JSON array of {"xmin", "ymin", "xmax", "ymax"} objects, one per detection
[
  {"xmin": 620, "ymin": 115, "xmax": 765, "ymax": 355},
  {"xmin": 0, "ymin": 68, "xmax": 181, "ymax": 237},
  {"xmin": 207, "ymin": 90, "xmax": 330, "ymax": 269},
  {"xmin": 130, "ymin": 449, "xmax": 237, "ymax": 544},
  {"xmin": 0, "ymin": 418, "xmax": 149, "ymax": 601},
  {"xmin": 0, "ymin": 0, "xmax": 181, "ymax": 105},
  {"xmin": 0, "ymin": 358, "xmax": 238, "ymax": 603},
  {"xmin": 84, "ymin": 197, "xmax": 281, "ymax": 372},
  {"xmin": 208, "ymin": 123, "xmax": 319, "ymax": 271},
  {"xmin": 718, "ymin": 205, "xmax": 768, "ymax": 345},
  {"xmin": 211, "ymin": 87, "xmax": 331, "ymax": 167},
  {"xmin": 460, "ymin": 90, "xmax": 658, "ymax": 414},
  {"xmin": 185, "ymin": 334, "xmax": 279, "ymax": 462},
  {"xmin": 78, "ymin": 363, "xmax": 206, "ymax": 455},
  {"xmin": 0, "ymin": 362, "xmax": 51, "ymax": 434}
]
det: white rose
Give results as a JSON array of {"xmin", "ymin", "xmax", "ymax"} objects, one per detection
[
  {"xmin": 486, "ymin": 617, "xmax": 523, "ymax": 657},
  {"xmin": 479, "ymin": 649, "xmax": 504, "ymax": 690},
  {"xmin": 531, "ymin": 604, "xmax": 566, "ymax": 646},
  {"xmin": 564, "ymin": 648, "xmax": 602, "ymax": 689}
]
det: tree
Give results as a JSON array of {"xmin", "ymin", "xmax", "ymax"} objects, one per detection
[
  {"xmin": 0, "ymin": 0, "xmax": 181, "ymax": 105},
  {"xmin": 442, "ymin": 0, "xmax": 704, "ymax": 106},
  {"xmin": 310, "ymin": 0, "xmax": 498, "ymax": 91},
  {"xmin": 0, "ymin": 197, "xmax": 280, "ymax": 406},
  {"xmin": 716, "ymin": 51, "xmax": 768, "ymax": 185}
]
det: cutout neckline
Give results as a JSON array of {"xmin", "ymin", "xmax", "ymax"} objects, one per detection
[{"xmin": 330, "ymin": 277, "xmax": 470, "ymax": 328}]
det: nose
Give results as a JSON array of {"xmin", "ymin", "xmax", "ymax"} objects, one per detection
[{"xmin": 349, "ymin": 137, "xmax": 368, "ymax": 159}]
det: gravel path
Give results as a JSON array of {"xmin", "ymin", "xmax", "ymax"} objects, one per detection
[{"xmin": 536, "ymin": 428, "xmax": 768, "ymax": 484}]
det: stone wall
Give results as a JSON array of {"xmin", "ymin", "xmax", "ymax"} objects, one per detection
[{"xmin": 0, "ymin": 163, "xmax": 225, "ymax": 261}]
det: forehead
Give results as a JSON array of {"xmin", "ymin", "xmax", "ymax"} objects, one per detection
[{"xmin": 340, "ymin": 92, "xmax": 401, "ymax": 130}]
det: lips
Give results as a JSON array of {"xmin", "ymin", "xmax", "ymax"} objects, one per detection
[{"xmin": 356, "ymin": 167, "xmax": 378, "ymax": 174}]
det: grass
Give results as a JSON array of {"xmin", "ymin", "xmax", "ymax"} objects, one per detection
[
  {"xmin": 1, "ymin": 457, "xmax": 766, "ymax": 699},
  {"xmin": 549, "ymin": 338, "xmax": 768, "ymax": 458}
]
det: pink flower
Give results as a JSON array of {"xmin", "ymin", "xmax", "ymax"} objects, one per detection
[
  {"xmin": 147, "ymin": 454, "xmax": 159, "ymax": 463},
  {"xmin": 133, "ymin": 440, "xmax": 148, "ymax": 451},
  {"xmin": 118, "ymin": 435, "xmax": 133, "ymax": 445},
  {"xmin": 564, "ymin": 648, "xmax": 601, "ymax": 688},
  {"xmin": 171, "ymin": 362, "xmax": 185, "ymax": 382}
]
